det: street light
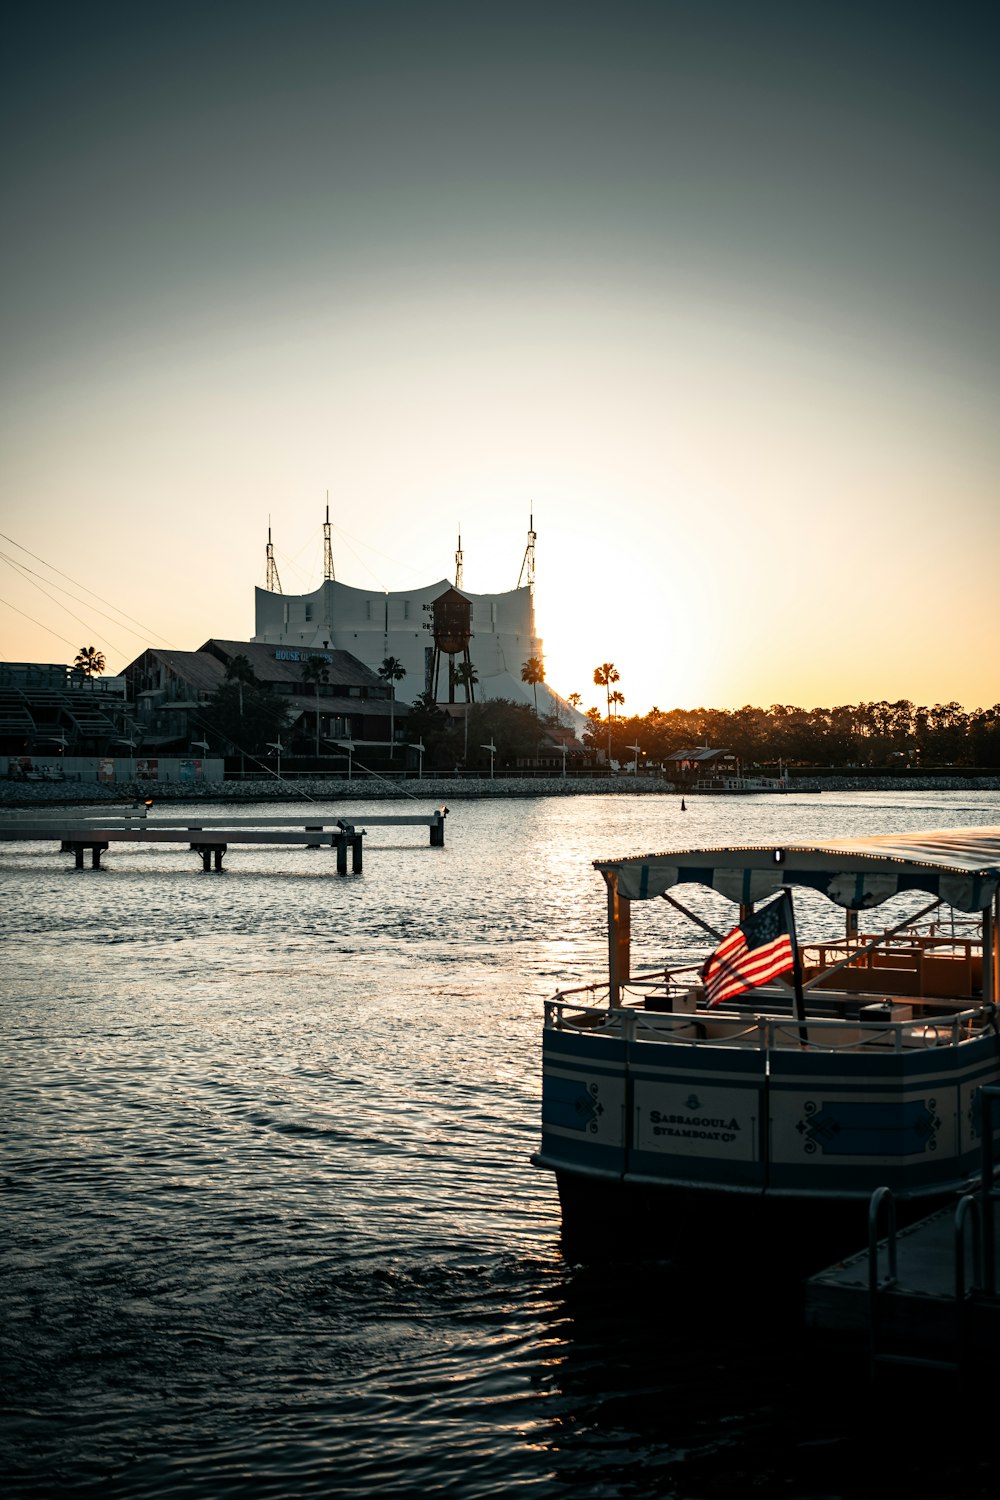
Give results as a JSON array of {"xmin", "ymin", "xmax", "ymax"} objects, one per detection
[
  {"xmin": 481, "ymin": 740, "xmax": 497, "ymax": 779},
  {"xmin": 559, "ymin": 743, "xmax": 568, "ymax": 779},
  {"xmin": 113, "ymin": 736, "xmax": 137, "ymax": 779},
  {"xmin": 627, "ymin": 741, "xmax": 642, "ymax": 776},
  {"xmin": 409, "ymin": 738, "xmax": 425, "ymax": 779},
  {"xmin": 191, "ymin": 739, "xmax": 210, "ymax": 757},
  {"xmin": 267, "ymin": 739, "xmax": 283, "ymax": 778}
]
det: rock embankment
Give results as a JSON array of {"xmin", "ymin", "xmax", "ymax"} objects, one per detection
[{"xmin": 1, "ymin": 773, "xmax": 998, "ymax": 808}]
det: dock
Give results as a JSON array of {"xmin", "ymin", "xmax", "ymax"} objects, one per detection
[
  {"xmin": 0, "ymin": 807, "xmax": 447, "ymax": 873},
  {"xmin": 806, "ymin": 1092, "xmax": 1000, "ymax": 1374}
]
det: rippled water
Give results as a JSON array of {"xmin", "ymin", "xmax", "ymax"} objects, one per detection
[{"xmin": 3, "ymin": 790, "xmax": 999, "ymax": 1496}]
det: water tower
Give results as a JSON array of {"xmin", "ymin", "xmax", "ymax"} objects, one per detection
[{"xmin": 426, "ymin": 587, "xmax": 475, "ymax": 703}]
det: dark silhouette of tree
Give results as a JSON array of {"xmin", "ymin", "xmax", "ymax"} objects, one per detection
[
  {"xmin": 301, "ymin": 655, "xmax": 330, "ymax": 754},
  {"xmin": 378, "ymin": 656, "xmax": 407, "ymax": 749},
  {"xmin": 201, "ymin": 681, "xmax": 288, "ymax": 758},
  {"xmin": 73, "ymin": 645, "xmax": 106, "ymax": 678},
  {"xmin": 593, "ymin": 663, "xmax": 619, "ymax": 760},
  {"xmin": 520, "ymin": 656, "xmax": 545, "ymax": 714}
]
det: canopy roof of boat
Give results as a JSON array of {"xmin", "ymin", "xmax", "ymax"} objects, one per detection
[{"xmin": 594, "ymin": 826, "xmax": 1000, "ymax": 912}]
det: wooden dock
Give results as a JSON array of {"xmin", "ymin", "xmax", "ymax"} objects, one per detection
[{"xmin": 0, "ymin": 807, "xmax": 447, "ymax": 873}]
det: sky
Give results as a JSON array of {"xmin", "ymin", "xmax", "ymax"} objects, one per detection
[{"xmin": 1, "ymin": 0, "xmax": 998, "ymax": 714}]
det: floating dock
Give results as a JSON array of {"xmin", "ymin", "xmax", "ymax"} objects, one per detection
[
  {"xmin": 805, "ymin": 1203, "xmax": 1000, "ymax": 1370},
  {"xmin": 0, "ymin": 807, "xmax": 447, "ymax": 873}
]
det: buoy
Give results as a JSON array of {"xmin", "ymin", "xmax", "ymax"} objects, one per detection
[{"xmin": 681, "ymin": 797, "xmax": 686, "ymax": 811}]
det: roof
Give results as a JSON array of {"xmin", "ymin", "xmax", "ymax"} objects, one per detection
[
  {"xmin": 595, "ymin": 827, "xmax": 1000, "ymax": 913},
  {"xmin": 136, "ymin": 650, "xmax": 228, "ymax": 695},
  {"xmin": 667, "ymin": 746, "xmax": 733, "ymax": 763},
  {"xmin": 203, "ymin": 640, "xmax": 383, "ymax": 690}
]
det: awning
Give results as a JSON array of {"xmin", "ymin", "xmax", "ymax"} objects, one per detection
[{"xmin": 595, "ymin": 827, "xmax": 1000, "ymax": 913}]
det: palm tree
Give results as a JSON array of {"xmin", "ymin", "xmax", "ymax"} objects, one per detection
[
  {"xmin": 521, "ymin": 656, "xmax": 545, "ymax": 714},
  {"xmin": 610, "ymin": 689, "xmax": 625, "ymax": 718},
  {"xmin": 593, "ymin": 663, "xmax": 620, "ymax": 762},
  {"xmin": 74, "ymin": 645, "xmax": 106, "ymax": 679},
  {"xmin": 567, "ymin": 692, "xmax": 582, "ymax": 712},
  {"xmin": 453, "ymin": 661, "xmax": 479, "ymax": 758},
  {"xmin": 301, "ymin": 655, "xmax": 329, "ymax": 754},
  {"xmin": 225, "ymin": 653, "xmax": 255, "ymax": 715},
  {"xmin": 378, "ymin": 656, "xmax": 407, "ymax": 751},
  {"xmin": 224, "ymin": 653, "xmax": 256, "ymax": 773}
]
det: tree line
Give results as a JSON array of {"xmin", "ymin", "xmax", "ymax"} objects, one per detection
[{"xmin": 579, "ymin": 697, "xmax": 1000, "ymax": 768}]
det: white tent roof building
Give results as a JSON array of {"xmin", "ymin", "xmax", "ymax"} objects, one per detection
[{"xmin": 252, "ymin": 531, "xmax": 580, "ymax": 724}]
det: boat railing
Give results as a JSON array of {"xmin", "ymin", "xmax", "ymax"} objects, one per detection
[{"xmin": 544, "ymin": 996, "xmax": 982, "ymax": 1053}]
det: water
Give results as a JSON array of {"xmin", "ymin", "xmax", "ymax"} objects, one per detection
[{"xmin": 3, "ymin": 790, "xmax": 999, "ymax": 1497}]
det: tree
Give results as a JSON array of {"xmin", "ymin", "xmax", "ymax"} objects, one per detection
[
  {"xmin": 521, "ymin": 655, "xmax": 545, "ymax": 714},
  {"xmin": 453, "ymin": 661, "xmax": 479, "ymax": 759},
  {"xmin": 223, "ymin": 655, "xmax": 256, "ymax": 772},
  {"xmin": 378, "ymin": 656, "xmax": 407, "ymax": 750},
  {"xmin": 593, "ymin": 663, "xmax": 619, "ymax": 761},
  {"xmin": 301, "ymin": 655, "xmax": 330, "ymax": 755},
  {"xmin": 201, "ymin": 680, "xmax": 288, "ymax": 758},
  {"xmin": 453, "ymin": 659, "xmax": 478, "ymax": 700},
  {"xmin": 610, "ymin": 689, "xmax": 625, "ymax": 718},
  {"xmin": 567, "ymin": 692, "xmax": 582, "ymax": 712},
  {"xmin": 73, "ymin": 645, "xmax": 106, "ymax": 679},
  {"xmin": 465, "ymin": 698, "xmax": 541, "ymax": 771}
]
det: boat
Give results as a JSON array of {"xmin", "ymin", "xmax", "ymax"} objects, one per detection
[{"xmin": 533, "ymin": 827, "xmax": 1000, "ymax": 1263}]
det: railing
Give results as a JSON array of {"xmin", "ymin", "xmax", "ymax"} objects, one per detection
[
  {"xmin": 867, "ymin": 1090, "xmax": 1000, "ymax": 1377},
  {"xmin": 543, "ymin": 995, "xmax": 980, "ymax": 1053}
]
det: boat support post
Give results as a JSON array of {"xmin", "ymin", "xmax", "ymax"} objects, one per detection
[
  {"xmin": 983, "ymin": 895, "xmax": 997, "ymax": 1009},
  {"xmin": 606, "ymin": 871, "xmax": 630, "ymax": 1006}
]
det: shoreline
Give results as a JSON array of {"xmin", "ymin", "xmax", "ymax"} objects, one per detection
[{"xmin": 2, "ymin": 773, "xmax": 999, "ymax": 809}]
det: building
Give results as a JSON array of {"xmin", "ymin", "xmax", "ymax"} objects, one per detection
[
  {"xmin": 124, "ymin": 640, "xmax": 403, "ymax": 760},
  {"xmin": 252, "ymin": 515, "xmax": 581, "ymax": 726},
  {"xmin": 0, "ymin": 661, "xmax": 132, "ymax": 763}
]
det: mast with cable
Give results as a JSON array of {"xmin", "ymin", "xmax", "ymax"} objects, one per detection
[
  {"xmin": 323, "ymin": 493, "xmax": 335, "ymax": 582},
  {"xmin": 265, "ymin": 522, "xmax": 282, "ymax": 594},
  {"xmin": 517, "ymin": 512, "xmax": 536, "ymax": 596}
]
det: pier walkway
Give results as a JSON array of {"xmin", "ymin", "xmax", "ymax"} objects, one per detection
[
  {"xmin": 806, "ymin": 1088, "xmax": 1000, "ymax": 1375},
  {"xmin": 0, "ymin": 807, "xmax": 447, "ymax": 873}
]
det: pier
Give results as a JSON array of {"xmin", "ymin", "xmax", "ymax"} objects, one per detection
[
  {"xmin": 0, "ymin": 807, "xmax": 447, "ymax": 873},
  {"xmin": 805, "ymin": 1086, "xmax": 1000, "ymax": 1375}
]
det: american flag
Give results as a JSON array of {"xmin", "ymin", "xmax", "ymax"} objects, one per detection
[{"xmin": 702, "ymin": 893, "xmax": 795, "ymax": 1007}]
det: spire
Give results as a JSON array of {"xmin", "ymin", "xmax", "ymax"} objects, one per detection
[
  {"xmin": 265, "ymin": 520, "xmax": 282, "ymax": 594},
  {"xmin": 517, "ymin": 511, "xmax": 536, "ymax": 595},
  {"xmin": 455, "ymin": 527, "xmax": 464, "ymax": 590},
  {"xmin": 323, "ymin": 492, "xmax": 335, "ymax": 582}
]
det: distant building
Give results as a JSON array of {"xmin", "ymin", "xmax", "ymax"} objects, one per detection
[
  {"xmin": 667, "ymin": 746, "xmax": 736, "ymax": 776},
  {"xmin": 252, "ymin": 515, "xmax": 583, "ymax": 727},
  {"xmin": 123, "ymin": 639, "xmax": 401, "ymax": 753},
  {"xmin": 0, "ymin": 661, "xmax": 131, "ymax": 760}
]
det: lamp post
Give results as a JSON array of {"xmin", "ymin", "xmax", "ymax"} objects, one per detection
[
  {"xmin": 560, "ymin": 743, "xmax": 568, "ymax": 779},
  {"xmin": 627, "ymin": 741, "xmax": 642, "ymax": 776},
  {"xmin": 481, "ymin": 740, "xmax": 497, "ymax": 779},
  {"xmin": 414, "ymin": 738, "xmax": 425, "ymax": 779},
  {"xmin": 332, "ymin": 739, "xmax": 354, "ymax": 780},
  {"xmin": 114, "ymin": 736, "xmax": 137, "ymax": 780},
  {"xmin": 267, "ymin": 739, "xmax": 283, "ymax": 779}
]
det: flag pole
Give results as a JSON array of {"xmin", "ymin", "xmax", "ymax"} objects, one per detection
[{"xmin": 782, "ymin": 885, "xmax": 807, "ymax": 1047}]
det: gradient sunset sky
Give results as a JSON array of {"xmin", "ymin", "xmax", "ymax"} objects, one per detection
[{"xmin": 2, "ymin": 1, "xmax": 997, "ymax": 713}]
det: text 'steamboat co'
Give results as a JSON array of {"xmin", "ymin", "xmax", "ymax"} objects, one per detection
[{"xmin": 533, "ymin": 827, "xmax": 1000, "ymax": 1262}]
